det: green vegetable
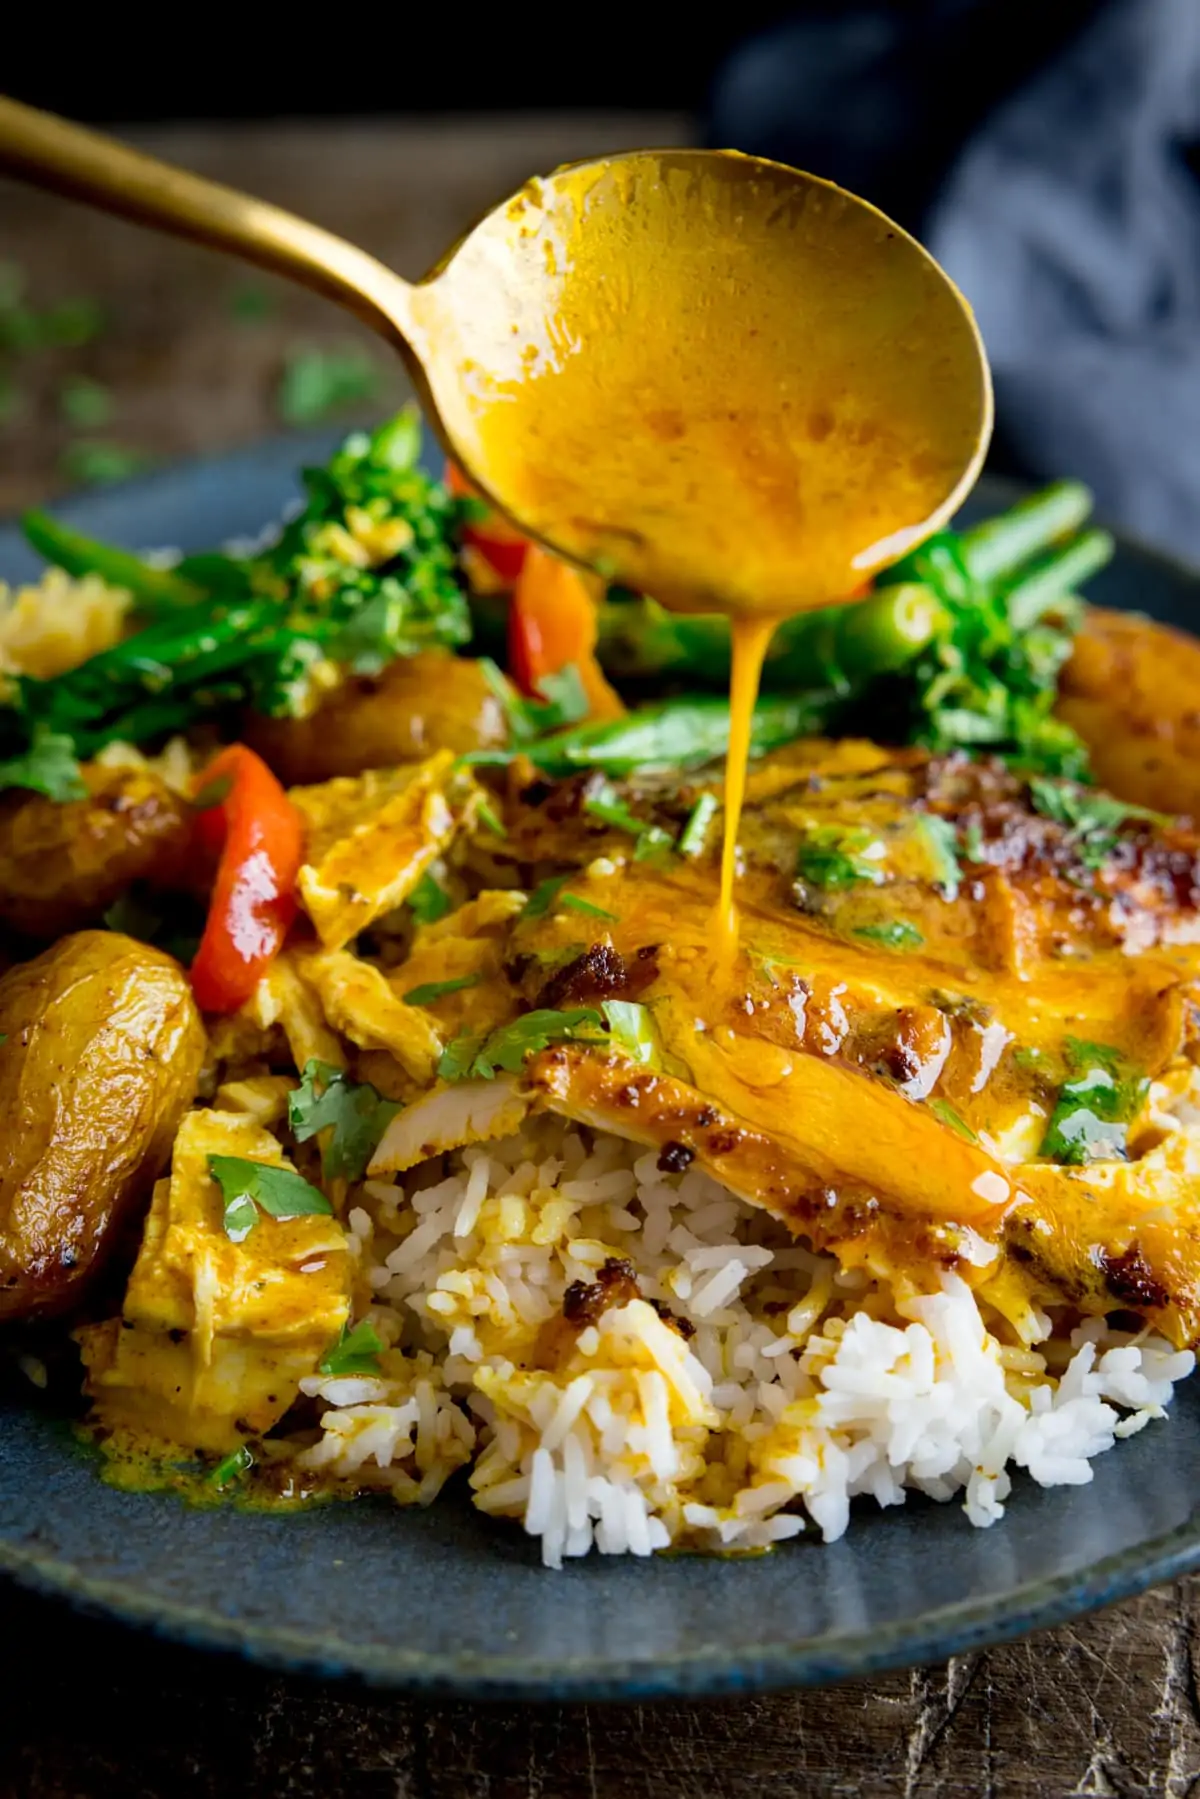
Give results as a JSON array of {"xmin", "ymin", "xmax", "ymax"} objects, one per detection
[
  {"xmin": 6, "ymin": 412, "xmax": 474, "ymax": 776},
  {"xmin": 601, "ymin": 999, "xmax": 660, "ymax": 1067},
  {"xmin": 208, "ymin": 1154, "xmax": 333, "ymax": 1242},
  {"xmin": 852, "ymin": 919, "xmax": 923, "ymax": 949},
  {"xmin": 208, "ymin": 1445, "xmax": 254, "ymax": 1489},
  {"xmin": 1001, "ymin": 530, "xmax": 1115, "ymax": 633},
  {"xmin": 475, "ymin": 796, "xmax": 506, "ymax": 837},
  {"xmin": 402, "ymin": 974, "xmax": 482, "ymax": 1007},
  {"xmin": 277, "ymin": 344, "xmax": 383, "ymax": 425},
  {"xmin": 102, "ymin": 887, "xmax": 205, "ymax": 965},
  {"xmin": 521, "ymin": 875, "xmax": 618, "ymax": 922},
  {"xmin": 439, "ymin": 1007, "xmax": 605, "ymax": 1081},
  {"xmin": 521, "ymin": 693, "xmax": 829, "ymax": 778},
  {"xmin": 1028, "ymin": 777, "xmax": 1167, "ymax": 869},
  {"xmin": 59, "ymin": 441, "xmax": 152, "ymax": 488},
  {"xmin": 0, "ymin": 726, "xmax": 86, "ymax": 800},
  {"xmin": 478, "ymin": 658, "xmax": 590, "ymax": 743},
  {"xmin": 915, "ymin": 814, "xmax": 962, "ymax": 899},
  {"xmin": 229, "ymin": 284, "xmax": 272, "ymax": 322},
  {"xmin": 58, "ymin": 376, "xmax": 112, "ymax": 429},
  {"xmin": 795, "ymin": 824, "xmax": 885, "ymax": 892},
  {"xmin": 407, "ymin": 870, "xmax": 453, "ymax": 925},
  {"xmin": 583, "ymin": 781, "xmax": 673, "ymax": 858},
  {"xmin": 928, "ymin": 1098, "xmax": 977, "ymax": 1142},
  {"xmin": 677, "ymin": 791, "xmax": 719, "ymax": 858},
  {"xmin": 288, "ymin": 1060, "xmax": 401, "ymax": 1183},
  {"xmin": 959, "ymin": 481, "xmax": 1094, "ymax": 586},
  {"xmin": 1040, "ymin": 1040, "xmax": 1148, "ymax": 1166},
  {"xmin": 319, "ymin": 1319, "xmax": 385, "ymax": 1377}
]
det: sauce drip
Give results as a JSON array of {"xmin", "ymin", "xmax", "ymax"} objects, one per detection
[{"xmin": 718, "ymin": 618, "xmax": 778, "ymax": 952}]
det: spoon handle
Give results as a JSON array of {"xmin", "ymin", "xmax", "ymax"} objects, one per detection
[{"xmin": 0, "ymin": 97, "xmax": 414, "ymax": 342}]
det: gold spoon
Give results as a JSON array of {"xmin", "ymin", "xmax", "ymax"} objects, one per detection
[{"xmin": 0, "ymin": 98, "xmax": 991, "ymax": 620}]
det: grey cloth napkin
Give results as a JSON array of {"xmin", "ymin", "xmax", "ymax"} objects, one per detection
[{"xmin": 927, "ymin": 0, "xmax": 1200, "ymax": 566}]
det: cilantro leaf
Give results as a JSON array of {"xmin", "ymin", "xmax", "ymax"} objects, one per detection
[
  {"xmin": 208, "ymin": 1154, "xmax": 333, "ymax": 1242},
  {"xmin": 208, "ymin": 1445, "xmax": 254, "ymax": 1488},
  {"xmin": 478, "ymin": 658, "xmax": 590, "ymax": 743},
  {"xmin": 0, "ymin": 727, "xmax": 86, "ymax": 801},
  {"xmin": 794, "ymin": 824, "xmax": 885, "ymax": 893},
  {"xmin": 915, "ymin": 814, "xmax": 962, "ymax": 899},
  {"xmin": 475, "ymin": 796, "xmax": 507, "ymax": 838},
  {"xmin": 1028, "ymin": 777, "xmax": 1168, "ymax": 869},
  {"xmin": 853, "ymin": 919, "xmax": 923, "ymax": 949},
  {"xmin": 402, "ymin": 974, "xmax": 482, "ymax": 1007},
  {"xmin": 288, "ymin": 1060, "xmax": 401, "ymax": 1183},
  {"xmin": 1040, "ymin": 1038, "xmax": 1148, "ymax": 1166},
  {"xmin": 521, "ymin": 874, "xmax": 619, "ymax": 922},
  {"xmin": 601, "ymin": 999, "xmax": 660, "ymax": 1067},
  {"xmin": 319, "ymin": 1319, "xmax": 385, "ymax": 1377},
  {"xmin": 583, "ymin": 781, "xmax": 673, "ymax": 859},
  {"xmin": 439, "ymin": 1008, "xmax": 605, "ymax": 1081},
  {"xmin": 407, "ymin": 870, "xmax": 452, "ymax": 924}
]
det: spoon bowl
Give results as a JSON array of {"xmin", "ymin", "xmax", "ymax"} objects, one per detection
[
  {"xmin": 412, "ymin": 150, "xmax": 993, "ymax": 614},
  {"xmin": 0, "ymin": 105, "xmax": 991, "ymax": 616}
]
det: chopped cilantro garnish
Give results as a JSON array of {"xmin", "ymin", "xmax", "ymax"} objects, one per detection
[
  {"xmin": 1040, "ymin": 1038, "xmax": 1148, "ymax": 1166},
  {"xmin": 963, "ymin": 819, "xmax": 986, "ymax": 863},
  {"xmin": 478, "ymin": 658, "xmax": 589, "ymax": 744},
  {"xmin": 677, "ymin": 792, "xmax": 719, "ymax": 858},
  {"xmin": 438, "ymin": 1008, "xmax": 605, "ymax": 1082},
  {"xmin": 475, "ymin": 796, "xmax": 507, "ymax": 838},
  {"xmin": 928, "ymin": 1098, "xmax": 977, "ymax": 1142},
  {"xmin": 208, "ymin": 1445, "xmax": 254, "ymax": 1489},
  {"xmin": 915, "ymin": 814, "xmax": 962, "ymax": 899},
  {"xmin": 319, "ymin": 1319, "xmax": 385, "ymax": 1377},
  {"xmin": 0, "ymin": 726, "xmax": 86, "ymax": 801},
  {"xmin": 853, "ymin": 919, "xmax": 923, "ymax": 949},
  {"xmin": 795, "ymin": 824, "xmax": 884, "ymax": 892},
  {"xmin": 601, "ymin": 999, "xmax": 660, "ymax": 1067},
  {"xmin": 59, "ymin": 441, "xmax": 152, "ymax": 487},
  {"xmin": 561, "ymin": 893, "xmax": 620, "ymax": 921},
  {"xmin": 402, "ymin": 974, "xmax": 482, "ymax": 1007},
  {"xmin": 59, "ymin": 375, "xmax": 112, "ymax": 429},
  {"xmin": 583, "ymin": 781, "xmax": 673, "ymax": 859},
  {"xmin": 521, "ymin": 874, "xmax": 618, "ymax": 922},
  {"xmin": 192, "ymin": 773, "xmax": 234, "ymax": 812},
  {"xmin": 208, "ymin": 1154, "xmax": 333, "ymax": 1242},
  {"xmin": 407, "ymin": 870, "xmax": 453, "ymax": 925},
  {"xmin": 1028, "ymin": 777, "xmax": 1168, "ymax": 870},
  {"xmin": 288, "ymin": 1060, "xmax": 401, "ymax": 1183}
]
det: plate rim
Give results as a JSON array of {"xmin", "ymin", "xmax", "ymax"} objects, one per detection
[
  {"xmin": 3, "ymin": 1501, "xmax": 1200, "ymax": 1700},
  {"xmin": 3, "ymin": 440, "xmax": 1200, "ymax": 1701}
]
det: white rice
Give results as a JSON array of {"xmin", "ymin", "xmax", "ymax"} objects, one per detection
[{"xmin": 284, "ymin": 1118, "xmax": 1195, "ymax": 1568}]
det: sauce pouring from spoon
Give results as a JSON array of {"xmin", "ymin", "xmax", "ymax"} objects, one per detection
[{"xmin": 0, "ymin": 103, "xmax": 993, "ymax": 949}]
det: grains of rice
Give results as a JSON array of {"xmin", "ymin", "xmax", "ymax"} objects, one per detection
[{"xmin": 279, "ymin": 1115, "xmax": 1195, "ymax": 1567}]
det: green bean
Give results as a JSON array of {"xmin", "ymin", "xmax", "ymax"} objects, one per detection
[
  {"xmin": 595, "ymin": 584, "xmax": 942, "ymax": 692},
  {"xmin": 960, "ymin": 481, "xmax": 1094, "ymax": 586},
  {"xmin": 1001, "ymin": 529, "xmax": 1114, "ymax": 631},
  {"xmin": 527, "ymin": 693, "xmax": 830, "ymax": 776},
  {"xmin": 21, "ymin": 509, "xmax": 205, "ymax": 615}
]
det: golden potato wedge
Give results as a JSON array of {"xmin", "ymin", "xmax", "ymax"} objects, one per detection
[
  {"xmin": 1058, "ymin": 606, "xmax": 1200, "ymax": 818},
  {"xmin": 0, "ymin": 931, "xmax": 205, "ymax": 1319}
]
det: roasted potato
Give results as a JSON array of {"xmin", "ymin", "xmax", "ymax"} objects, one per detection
[
  {"xmin": 0, "ymin": 931, "xmax": 205, "ymax": 1319},
  {"xmin": 243, "ymin": 650, "xmax": 507, "ymax": 784},
  {"xmin": 0, "ymin": 764, "xmax": 192, "ymax": 939},
  {"xmin": 1058, "ymin": 606, "xmax": 1200, "ymax": 818}
]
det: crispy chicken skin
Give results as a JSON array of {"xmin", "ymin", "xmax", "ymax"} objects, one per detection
[
  {"xmin": 0, "ymin": 764, "xmax": 192, "ymax": 939},
  {"xmin": 0, "ymin": 931, "xmax": 205, "ymax": 1319}
]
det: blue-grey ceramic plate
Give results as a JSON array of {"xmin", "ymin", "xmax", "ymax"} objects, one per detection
[{"xmin": 1, "ymin": 437, "xmax": 1199, "ymax": 1703}]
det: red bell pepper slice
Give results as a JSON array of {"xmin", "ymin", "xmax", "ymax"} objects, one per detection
[
  {"xmin": 508, "ymin": 544, "xmax": 625, "ymax": 719},
  {"xmin": 189, "ymin": 744, "xmax": 305, "ymax": 1014},
  {"xmin": 446, "ymin": 460, "xmax": 529, "ymax": 583}
]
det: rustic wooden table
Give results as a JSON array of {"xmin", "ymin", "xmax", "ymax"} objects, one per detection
[{"xmin": 1, "ymin": 118, "xmax": 1198, "ymax": 1798}]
